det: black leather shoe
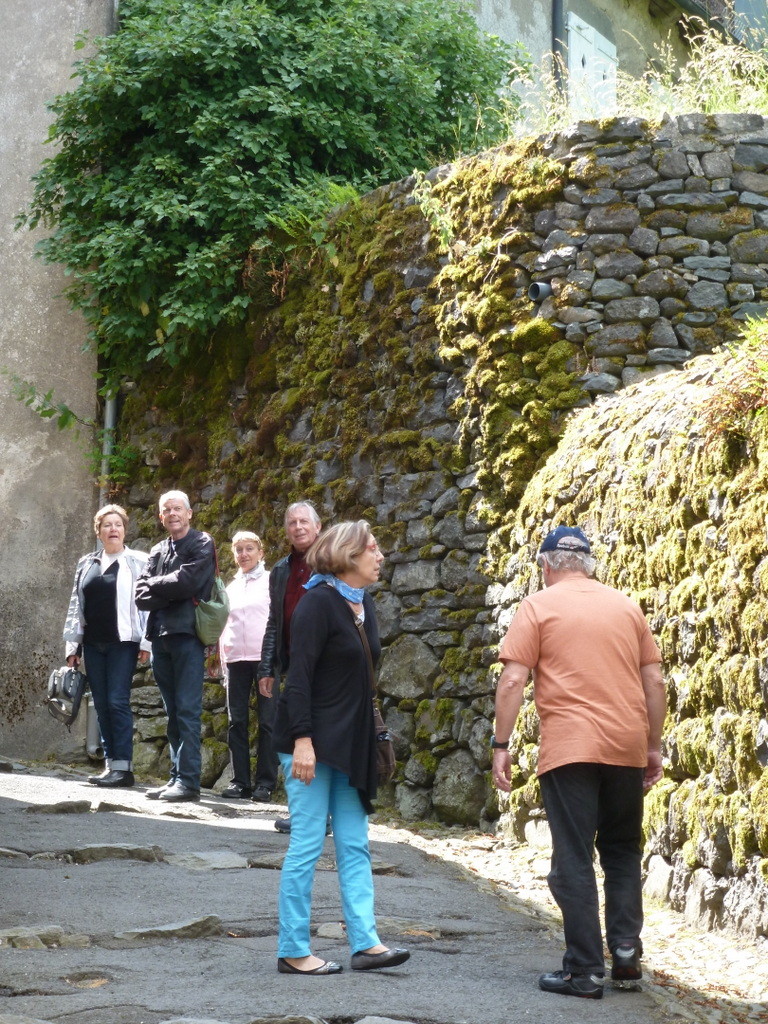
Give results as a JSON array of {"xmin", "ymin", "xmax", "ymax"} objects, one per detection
[
  {"xmin": 251, "ymin": 786, "xmax": 273, "ymax": 803},
  {"xmin": 350, "ymin": 947, "xmax": 410, "ymax": 971},
  {"xmin": 87, "ymin": 769, "xmax": 110, "ymax": 785},
  {"xmin": 538, "ymin": 970, "xmax": 604, "ymax": 999},
  {"xmin": 146, "ymin": 782, "xmax": 174, "ymax": 800},
  {"xmin": 277, "ymin": 957, "xmax": 342, "ymax": 975},
  {"xmin": 221, "ymin": 783, "xmax": 252, "ymax": 799},
  {"xmin": 611, "ymin": 944, "xmax": 642, "ymax": 988},
  {"xmin": 159, "ymin": 782, "xmax": 200, "ymax": 802},
  {"xmin": 94, "ymin": 769, "xmax": 134, "ymax": 788}
]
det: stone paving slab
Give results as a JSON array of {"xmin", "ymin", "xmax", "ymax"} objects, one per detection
[{"xmin": 0, "ymin": 763, "xmax": 671, "ymax": 1024}]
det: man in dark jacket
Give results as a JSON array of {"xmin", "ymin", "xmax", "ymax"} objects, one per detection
[
  {"xmin": 135, "ymin": 490, "xmax": 215, "ymax": 802},
  {"xmin": 258, "ymin": 500, "xmax": 322, "ymax": 828}
]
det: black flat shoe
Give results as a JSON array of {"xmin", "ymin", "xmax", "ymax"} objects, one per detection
[
  {"xmin": 220, "ymin": 783, "xmax": 252, "ymax": 799},
  {"xmin": 350, "ymin": 947, "xmax": 410, "ymax": 971},
  {"xmin": 538, "ymin": 970, "xmax": 604, "ymax": 999},
  {"xmin": 94, "ymin": 770, "xmax": 134, "ymax": 788},
  {"xmin": 277, "ymin": 957, "xmax": 342, "ymax": 975}
]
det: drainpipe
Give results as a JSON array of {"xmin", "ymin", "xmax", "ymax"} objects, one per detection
[
  {"xmin": 99, "ymin": 392, "xmax": 117, "ymax": 507},
  {"xmin": 552, "ymin": 0, "xmax": 566, "ymax": 96}
]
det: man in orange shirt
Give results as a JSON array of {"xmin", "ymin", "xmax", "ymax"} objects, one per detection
[{"xmin": 493, "ymin": 526, "xmax": 666, "ymax": 1000}]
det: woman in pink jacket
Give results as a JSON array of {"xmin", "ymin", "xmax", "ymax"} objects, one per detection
[{"xmin": 219, "ymin": 531, "xmax": 276, "ymax": 802}]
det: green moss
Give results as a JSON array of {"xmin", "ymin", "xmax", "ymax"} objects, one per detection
[
  {"xmin": 751, "ymin": 771, "xmax": 768, "ymax": 856},
  {"xmin": 413, "ymin": 750, "xmax": 439, "ymax": 776}
]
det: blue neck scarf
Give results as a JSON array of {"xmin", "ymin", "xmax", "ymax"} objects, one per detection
[{"xmin": 304, "ymin": 573, "xmax": 365, "ymax": 603}]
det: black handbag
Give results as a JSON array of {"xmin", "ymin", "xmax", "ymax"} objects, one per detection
[
  {"xmin": 45, "ymin": 665, "xmax": 87, "ymax": 727},
  {"xmin": 347, "ymin": 606, "xmax": 396, "ymax": 784}
]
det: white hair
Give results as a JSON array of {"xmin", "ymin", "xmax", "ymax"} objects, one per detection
[
  {"xmin": 158, "ymin": 489, "xmax": 191, "ymax": 511},
  {"xmin": 537, "ymin": 550, "xmax": 597, "ymax": 577},
  {"xmin": 284, "ymin": 500, "xmax": 321, "ymax": 526}
]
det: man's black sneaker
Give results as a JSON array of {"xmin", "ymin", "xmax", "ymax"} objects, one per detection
[
  {"xmin": 538, "ymin": 970, "xmax": 604, "ymax": 999},
  {"xmin": 611, "ymin": 944, "xmax": 642, "ymax": 989}
]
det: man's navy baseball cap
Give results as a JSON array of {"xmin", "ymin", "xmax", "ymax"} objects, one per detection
[{"xmin": 539, "ymin": 526, "xmax": 591, "ymax": 554}]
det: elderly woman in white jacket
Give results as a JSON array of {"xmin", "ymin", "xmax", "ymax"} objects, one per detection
[
  {"xmin": 218, "ymin": 531, "xmax": 276, "ymax": 802},
  {"xmin": 63, "ymin": 504, "xmax": 149, "ymax": 788}
]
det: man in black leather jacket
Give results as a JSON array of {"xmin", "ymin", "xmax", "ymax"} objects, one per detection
[
  {"xmin": 135, "ymin": 490, "xmax": 215, "ymax": 802},
  {"xmin": 258, "ymin": 500, "xmax": 322, "ymax": 829}
]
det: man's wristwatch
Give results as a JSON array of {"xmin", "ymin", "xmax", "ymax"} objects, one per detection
[{"xmin": 490, "ymin": 734, "xmax": 509, "ymax": 749}]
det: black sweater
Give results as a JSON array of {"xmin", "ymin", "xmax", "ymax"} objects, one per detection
[{"xmin": 273, "ymin": 585, "xmax": 381, "ymax": 812}]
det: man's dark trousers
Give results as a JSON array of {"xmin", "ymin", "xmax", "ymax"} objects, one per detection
[
  {"xmin": 539, "ymin": 762, "xmax": 645, "ymax": 976},
  {"xmin": 152, "ymin": 634, "xmax": 205, "ymax": 791}
]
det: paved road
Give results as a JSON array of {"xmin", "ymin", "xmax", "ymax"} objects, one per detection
[{"xmin": 0, "ymin": 761, "xmax": 672, "ymax": 1024}]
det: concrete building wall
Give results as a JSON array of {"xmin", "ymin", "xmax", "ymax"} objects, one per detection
[
  {"xmin": 473, "ymin": 0, "xmax": 689, "ymax": 75},
  {"xmin": 0, "ymin": 0, "xmax": 113, "ymax": 759}
]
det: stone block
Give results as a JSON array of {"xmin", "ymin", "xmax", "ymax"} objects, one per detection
[
  {"xmin": 686, "ymin": 281, "xmax": 728, "ymax": 311},
  {"xmin": 657, "ymin": 151, "xmax": 690, "ymax": 178},
  {"xmin": 432, "ymin": 749, "xmax": 487, "ymax": 825},
  {"xmin": 615, "ymin": 164, "xmax": 659, "ymax": 189},
  {"xmin": 644, "ymin": 855, "xmax": 674, "ymax": 902},
  {"xmin": 591, "ymin": 278, "xmax": 632, "ymax": 300},
  {"xmin": 593, "ymin": 250, "xmax": 645, "ymax": 278},
  {"xmin": 390, "ymin": 560, "xmax": 441, "ymax": 594},
  {"xmin": 578, "ymin": 372, "xmax": 620, "ymax": 394},
  {"xmin": 726, "ymin": 282, "xmax": 755, "ymax": 302},
  {"xmin": 585, "ymin": 322, "xmax": 645, "ymax": 356},
  {"xmin": 373, "ymin": 589, "xmax": 403, "ymax": 644},
  {"xmin": 656, "ymin": 193, "xmax": 730, "ymax": 210},
  {"xmin": 733, "ymin": 142, "xmax": 768, "ymax": 171},
  {"xmin": 657, "ymin": 236, "xmax": 709, "ymax": 257},
  {"xmin": 395, "ymin": 783, "xmax": 432, "ymax": 821},
  {"xmin": 581, "ymin": 188, "xmax": 621, "ymax": 205},
  {"xmin": 646, "ymin": 348, "xmax": 689, "ymax": 364},
  {"xmin": 584, "ymin": 205, "xmax": 640, "ymax": 233},
  {"xmin": 686, "ymin": 208, "xmax": 754, "ymax": 241},
  {"xmin": 729, "ymin": 229, "xmax": 768, "ymax": 263},
  {"xmin": 378, "ymin": 635, "xmax": 440, "ymax": 700},
  {"xmin": 604, "ymin": 296, "xmax": 660, "ymax": 324},
  {"xmin": 648, "ymin": 318, "xmax": 678, "ymax": 348},
  {"xmin": 628, "ymin": 226, "xmax": 659, "ymax": 256},
  {"xmin": 583, "ymin": 233, "xmax": 628, "ymax": 254},
  {"xmin": 731, "ymin": 263, "xmax": 768, "ymax": 285},
  {"xmin": 635, "ymin": 269, "xmax": 688, "ymax": 299},
  {"xmin": 700, "ymin": 151, "xmax": 733, "ymax": 178}
]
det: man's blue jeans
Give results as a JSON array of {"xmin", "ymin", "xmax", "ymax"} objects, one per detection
[
  {"xmin": 539, "ymin": 762, "xmax": 645, "ymax": 976},
  {"xmin": 83, "ymin": 640, "xmax": 139, "ymax": 770},
  {"xmin": 278, "ymin": 754, "xmax": 380, "ymax": 958},
  {"xmin": 151, "ymin": 633, "xmax": 205, "ymax": 791}
]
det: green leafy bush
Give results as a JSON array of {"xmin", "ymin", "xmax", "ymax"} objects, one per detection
[{"xmin": 20, "ymin": 0, "xmax": 516, "ymax": 385}]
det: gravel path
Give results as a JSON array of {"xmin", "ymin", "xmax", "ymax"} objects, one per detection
[{"xmin": 385, "ymin": 823, "xmax": 768, "ymax": 1024}]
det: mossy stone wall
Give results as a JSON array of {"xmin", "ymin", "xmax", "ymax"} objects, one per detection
[
  {"xmin": 491, "ymin": 354, "xmax": 768, "ymax": 936},
  {"xmin": 119, "ymin": 115, "xmax": 768, "ymax": 932}
]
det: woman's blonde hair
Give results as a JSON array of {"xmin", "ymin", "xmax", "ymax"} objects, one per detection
[
  {"xmin": 231, "ymin": 530, "xmax": 263, "ymax": 550},
  {"xmin": 307, "ymin": 521, "xmax": 372, "ymax": 575},
  {"xmin": 94, "ymin": 503, "xmax": 128, "ymax": 535}
]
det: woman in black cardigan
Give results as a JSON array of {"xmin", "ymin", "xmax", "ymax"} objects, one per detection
[{"xmin": 273, "ymin": 520, "xmax": 410, "ymax": 976}]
